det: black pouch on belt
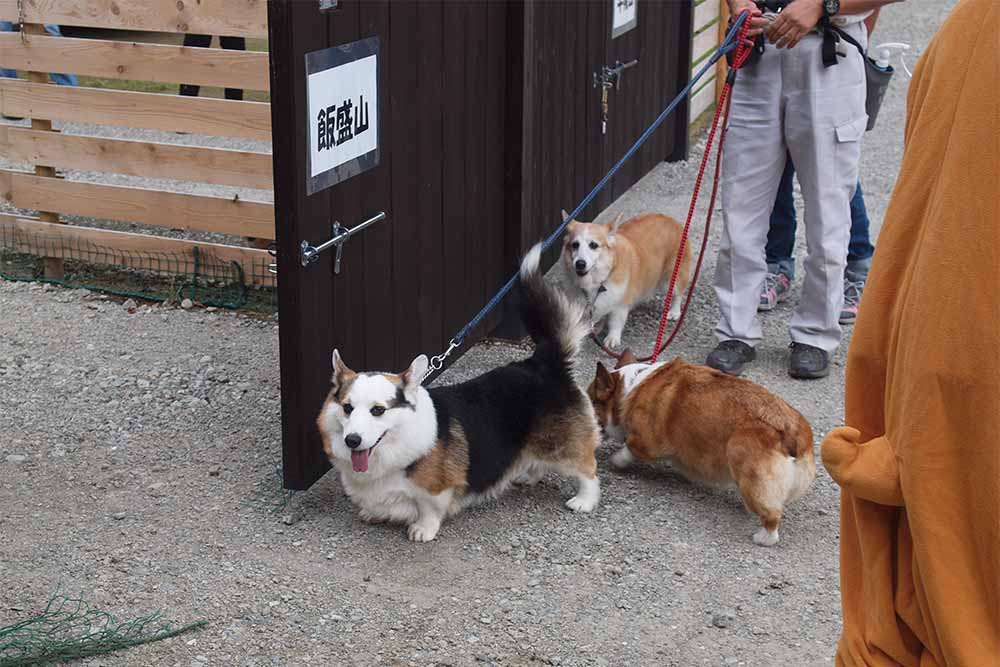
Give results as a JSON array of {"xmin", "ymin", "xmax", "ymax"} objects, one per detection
[{"xmin": 828, "ymin": 25, "xmax": 895, "ymax": 131}]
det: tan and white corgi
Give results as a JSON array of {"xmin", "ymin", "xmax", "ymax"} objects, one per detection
[
  {"xmin": 562, "ymin": 211, "xmax": 691, "ymax": 350},
  {"xmin": 587, "ymin": 351, "xmax": 816, "ymax": 546},
  {"xmin": 317, "ymin": 244, "xmax": 602, "ymax": 542}
]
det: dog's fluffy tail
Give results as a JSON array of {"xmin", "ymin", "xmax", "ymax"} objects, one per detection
[{"xmin": 518, "ymin": 243, "xmax": 589, "ymax": 371}]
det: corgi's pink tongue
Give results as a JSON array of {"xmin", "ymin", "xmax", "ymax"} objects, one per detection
[{"xmin": 350, "ymin": 449, "xmax": 370, "ymax": 473}]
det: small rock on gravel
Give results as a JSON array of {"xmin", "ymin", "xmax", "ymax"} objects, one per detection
[
  {"xmin": 5, "ymin": 454, "xmax": 27, "ymax": 464},
  {"xmin": 712, "ymin": 610, "xmax": 736, "ymax": 629},
  {"xmin": 181, "ymin": 298, "xmax": 194, "ymax": 309}
]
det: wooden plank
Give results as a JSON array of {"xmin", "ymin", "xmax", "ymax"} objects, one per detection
[
  {"xmin": 0, "ymin": 33, "xmax": 269, "ymax": 91},
  {"xmin": 414, "ymin": 0, "xmax": 444, "ymax": 357},
  {"xmin": 268, "ymin": 0, "xmax": 332, "ymax": 490},
  {"xmin": 694, "ymin": 0, "xmax": 720, "ymax": 32},
  {"xmin": 0, "ymin": 80, "xmax": 271, "ymax": 140},
  {"xmin": 717, "ymin": 0, "xmax": 731, "ymax": 104},
  {"xmin": 325, "ymin": 1, "xmax": 367, "ymax": 368},
  {"xmin": 0, "ymin": 171, "xmax": 275, "ymax": 239},
  {"xmin": 0, "ymin": 0, "xmax": 268, "ymax": 39},
  {"xmin": 22, "ymin": 23, "xmax": 62, "ymax": 277},
  {"xmin": 483, "ymin": 0, "xmax": 505, "ymax": 335},
  {"xmin": 0, "ymin": 215, "xmax": 274, "ymax": 286},
  {"xmin": 692, "ymin": 23, "xmax": 719, "ymax": 66},
  {"xmin": 671, "ymin": 0, "xmax": 694, "ymax": 158},
  {"xmin": 464, "ymin": 1, "xmax": 486, "ymax": 343},
  {"xmin": 690, "ymin": 77, "xmax": 718, "ymax": 122},
  {"xmin": 441, "ymin": 1, "xmax": 467, "ymax": 337},
  {"xmin": 0, "ymin": 127, "xmax": 272, "ymax": 190}
]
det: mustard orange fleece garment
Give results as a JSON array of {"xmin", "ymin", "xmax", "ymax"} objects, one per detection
[{"xmin": 821, "ymin": 1, "xmax": 1000, "ymax": 665}]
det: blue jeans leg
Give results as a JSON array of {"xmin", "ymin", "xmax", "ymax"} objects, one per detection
[
  {"xmin": 847, "ymin": 181, "xmax": 873, "ymax": 279},
  {"xmin": 765, "ymin": 154, "xmax": 797, "ymax": 280},
  {"xmin": 0, "ymin": 20, "xmax": 15, "ymax": 78}
]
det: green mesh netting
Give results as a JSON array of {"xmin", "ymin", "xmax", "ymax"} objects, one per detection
[
  {"xmin": 0, "ymin": 223, "xmax": 277, "ymax": 312},
  {"xmin": 0, "ymin": 590, "xmax": 206, "ymax": 666},
  {"xmin": 241, "ymin": 464, "xmax": 297, "ymax": 514}
]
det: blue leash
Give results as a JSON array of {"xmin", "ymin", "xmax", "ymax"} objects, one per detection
[{"xmin": 424, "ymin": 13, "xmax": 750, "ymax": 377}]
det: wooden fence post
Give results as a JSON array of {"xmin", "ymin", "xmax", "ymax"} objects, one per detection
[
  {"xmin": 21, "ymin": 23, "xmax": 64, "ymax": 279},
  {"xmin": 715, "ymin": 0, "xmax": 731, "ymax": 104}
]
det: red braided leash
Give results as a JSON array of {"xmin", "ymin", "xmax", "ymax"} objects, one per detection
[{"xmin": 592, "ymin": 13, "xmax": 754, "ymax": 364}]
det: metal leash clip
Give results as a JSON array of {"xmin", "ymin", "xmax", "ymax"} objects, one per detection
[{"xmin": 424, "ymin": 338, "xmax": 459, "ymax": 382}]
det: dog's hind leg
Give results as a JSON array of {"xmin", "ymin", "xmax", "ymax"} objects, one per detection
[
  {"xmin": 726, "ymin": 428, "xmax": 789, "ymax": 547},
  {"xmin": 557, "ymin": 437, "xmax": 601, "ymax": 513}
]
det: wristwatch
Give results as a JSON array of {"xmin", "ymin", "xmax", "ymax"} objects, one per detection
[{"xmin": 822, "ymin": 0, "xmax": 840, "ymax": 18}]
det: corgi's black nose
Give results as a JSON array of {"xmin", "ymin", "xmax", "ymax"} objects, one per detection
[
  {"xmin": 574, "ymin": 260, "xmax": 587, "ymax": 272},
  {"xmin": 344, "ymin": 433, "xmax": 362, "ymax": 449}
]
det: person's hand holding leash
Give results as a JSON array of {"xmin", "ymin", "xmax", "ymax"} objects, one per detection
[
  {"xmin": 767, "ymin": 0, "xmax": 824, "ymax": 49},
  {"xmin": 728, "ymin": 0, "xmax": 768, "ymax": 47}
]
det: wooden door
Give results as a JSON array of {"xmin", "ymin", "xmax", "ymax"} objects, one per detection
[
  {"xmin": 269, "ymin": 1, "xmax": 509, "ymax": 490},
  {"xmin": 516, "ymin": 0, "xmax": 692, "ymax": 272}
]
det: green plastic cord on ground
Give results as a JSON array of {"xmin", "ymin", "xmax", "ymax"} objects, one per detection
[{"xmin": 0, "ymin": 590, "xmax": 206, "ymax": 666}]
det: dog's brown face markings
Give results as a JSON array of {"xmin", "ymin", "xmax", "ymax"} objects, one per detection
[{"xmin": 587, "ymin": 349, "xmax": 638, "ymax": 431}]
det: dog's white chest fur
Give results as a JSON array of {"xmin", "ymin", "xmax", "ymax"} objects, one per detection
[
  {"xmin": 588, "ymin": 281, "xmax": 626, "ymax": 320},
  {"xmin": 336, "ymin": 465, "xmax": 425, "ymax": 525}
]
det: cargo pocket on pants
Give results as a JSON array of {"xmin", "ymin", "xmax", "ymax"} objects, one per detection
[
  {"xmin": 835, "ymin": 115, "xmax": 868, "ymax": 143},
  {"xmin": 834, "ymin": 115, "xmax": 867, "ymax": 192}
]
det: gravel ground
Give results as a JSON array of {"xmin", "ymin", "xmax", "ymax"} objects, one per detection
[{"xmin": 0, "ymin": 2, "xmax": 951, "ymax": 665}]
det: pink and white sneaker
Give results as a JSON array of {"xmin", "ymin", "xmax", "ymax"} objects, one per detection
[
  {"xmin": 758, "ymin": 272, "xmax": 791, "ymax": 311},
  {"xmin": 840, "ymin": 277, "xmax": 866, "ymax": 325}
]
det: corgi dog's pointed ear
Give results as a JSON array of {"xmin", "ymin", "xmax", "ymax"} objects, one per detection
[
  {"xmin": 331, "ymin": 349, "xmax": 355, "ymax": 391},
  {"xmin": 399, "ymin": 354, "xmax": 429, "ymax": 399},
  {"xmin": 616, "ymin": 348, "xmax": 639, "ymax": 368},
  {"xmin": 607, "ymin": 212, "xmax": 626, "ymax": 234},
  {"xmin": 594, "ymin": 362, "xmax": 615, "ymax": 401},
  {"xmin": 562, "ymin": 209, "xmax": 572, "ymax": 222}
]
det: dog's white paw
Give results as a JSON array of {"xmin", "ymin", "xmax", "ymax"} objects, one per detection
[
  {"xmin": 565, "ymin": 494, "xmax": 598, "ymax": 513},
  {"xmin": 610, "ymin": 447, "xmax": 635, "ymax": 469},
  {"xmin": 603, "ymin": 333, "xmax": 622, "ymax": 350},
  {"xmin": 407, "ymin": 520, "xmax": 440, "ymax": 543},
  {"xmin": 667, "ymin": 304, "xmax": 682, "ymax": 321},
  {"xmin": 753, "ymin": 527, "xmax": 780, "ymax": 547},
  {"xmin": 359, "ymin": 509, "xmax": 386, "ymax": 524}
]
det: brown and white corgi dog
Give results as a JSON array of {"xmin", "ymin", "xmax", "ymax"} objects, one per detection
[
  {"xmin": 587, "ymin": 351, "xmax": 816, "ymax": 546},
  {"xmin": 317, "ymin": 244, "xmax": 602, "ymax": 542},
  {"xmin": 562, "ymin": 211, "xmax": 691, "ymax": 350}
]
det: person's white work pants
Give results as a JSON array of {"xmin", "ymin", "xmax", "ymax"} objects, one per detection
[{"xmin": 714, "ymin": 23, "xmax": 868, "ymax": 352}]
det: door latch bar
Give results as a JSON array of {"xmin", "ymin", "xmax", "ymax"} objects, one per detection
[
  {"xmin": 593, "ymin": 59, "xmax": 638, "ymax": 91},
  {"xmin": 300, "ymin": 211, "xmax": 386, "ymax": 272}
]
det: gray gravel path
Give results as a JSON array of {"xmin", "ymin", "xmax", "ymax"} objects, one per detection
[{"xmin": 0, "ymin": 2, "xmax": 951, "ymax": 665}]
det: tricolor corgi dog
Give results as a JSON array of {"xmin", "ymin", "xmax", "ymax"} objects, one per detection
[
  {"xmin": 562, "ymin": 211, "xmax": 691, "ymax": 350},
  {"xmin": 587, "ymin": 351, "xmax": 816, "ymax": 546},
  {"xmin": 317, "ymin": 244, "xmax": 602, "ymax": 542}
]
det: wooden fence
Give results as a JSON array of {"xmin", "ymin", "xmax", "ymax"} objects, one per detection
[
  {"xmin": 689, "ymin": 0, "xmax": 730, "ymax": 125},
  {"xmin": 0, "ymin": 0, "xmax": 274, "ymax": 286}
]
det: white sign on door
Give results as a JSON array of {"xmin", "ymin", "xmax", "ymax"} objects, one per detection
[
  {"xmin": 612, "ymin": 0, "xmax": 638, "ymax": 39},
  {"xmin": 305, "ymin": 37, "xmax": 380, "ymax": 195}
]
